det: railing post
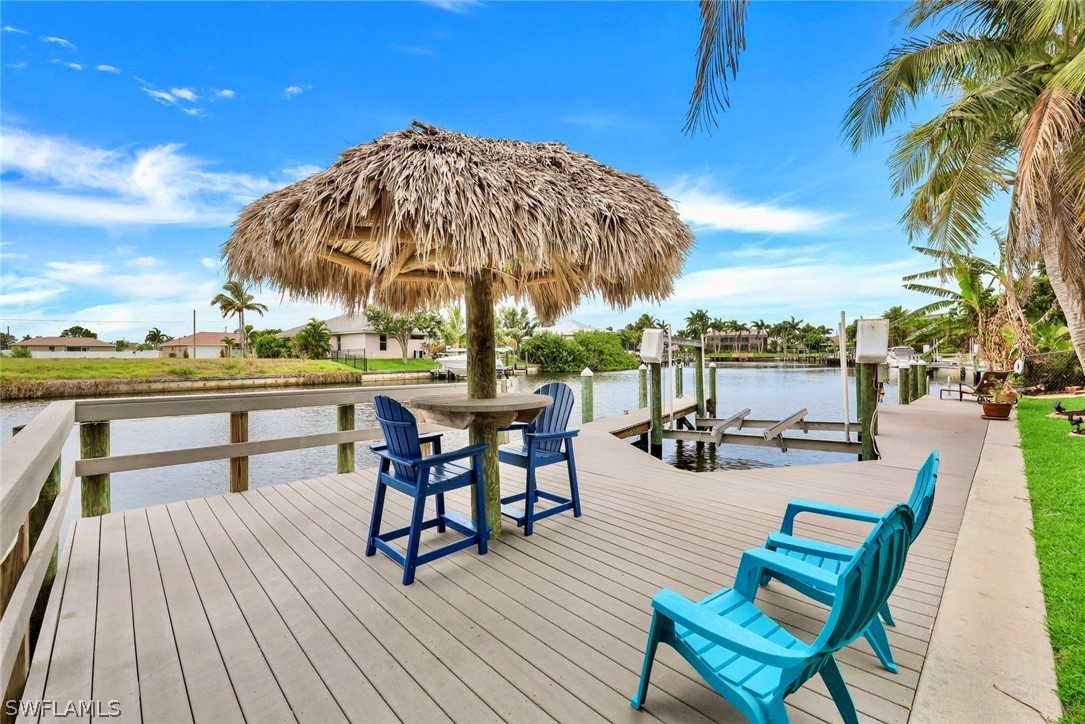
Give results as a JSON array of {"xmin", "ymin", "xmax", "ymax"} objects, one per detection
[
  {"xmin": 708, "ymin": 362, "xmax": 718, "ymax": 417},
  {"xmin": 581, "ymin": 368, "xmax": 594, "ymax": 424},
  {"xmin": 899, "ymin": 364, "xmax": 912, "ymax": 405},
  {"xmin": 695, "ymin": 346, "xmax": 705, "ymax": 418},
  {"xmin": 914, "ymin": 360, "xmax": 927, "ymax": 398},
  {"xmin": 649, "ymin": 362, "xmax": 663, "ymax": 458},
  {"xmin": 337, "ymin": 404, "xmax": 355, "ymax": 474},
  {"xmin": 1, "ymin": 517, "xmax": 30, "ymax": 719},
  {"xmin": 79, "ymin": 421, "xmax": 110, "ymax": 516},
  {"xmin": 638, "ymin": 364, "xmax": 648, "ymax": 409},
  {"xmin": 230, "ymin": 411, "xmax": 249, "ymax": 492}
]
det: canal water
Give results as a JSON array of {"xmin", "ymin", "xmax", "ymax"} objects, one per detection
[{"xmin": 2, "ymin": 364, "xmax": 941, "ymax": 522}]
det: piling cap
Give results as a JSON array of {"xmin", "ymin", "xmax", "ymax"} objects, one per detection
[
  {"xmin": 709, "ymin": 362, "xmax": 716, "ymax": 368},
  {"xmin": 581, "ymin": 367, "xmax": 594, "ymax": 376},
  {"xmin": 638, "ymin": 363, "xmax": 647, "ymax": 370}
]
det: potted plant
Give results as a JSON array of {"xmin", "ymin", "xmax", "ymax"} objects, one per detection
[{"xmin": 980, "ymin": 379, "xmax": 1018, "ymax": 420}]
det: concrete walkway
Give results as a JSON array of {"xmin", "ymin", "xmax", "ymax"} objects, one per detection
[{"xmin": 910, "ymin": 405, "xmax": 1062, "ymax": 722}]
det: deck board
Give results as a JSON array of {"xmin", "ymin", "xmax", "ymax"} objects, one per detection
[{"xmin": 19, "ymin": 396, "xmax": 987, "ymax": 723}]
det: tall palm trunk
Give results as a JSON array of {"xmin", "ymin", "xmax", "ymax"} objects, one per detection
[{"xmin": 1042, "ymin": 235, "xmax": 1085, "ymax": 370}]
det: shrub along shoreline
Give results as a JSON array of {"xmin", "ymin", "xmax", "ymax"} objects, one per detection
[{"xmin": 1017, "ymin": 395, "xmax": 1085, "ymax": 722}]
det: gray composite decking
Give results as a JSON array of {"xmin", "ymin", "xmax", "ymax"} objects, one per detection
[{"xmin": 19, "ymin": 397, "xmax": 988, "ymax": 723}]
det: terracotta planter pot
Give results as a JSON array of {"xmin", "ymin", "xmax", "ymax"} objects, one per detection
[{"xmin": 981, "ymin": 401, "xmax": 1013, "ymax": 420}]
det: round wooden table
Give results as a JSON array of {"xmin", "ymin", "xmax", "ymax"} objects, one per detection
[{"xmin": 412, "ymin": 393, "xmax": 552, "ymax": 538}]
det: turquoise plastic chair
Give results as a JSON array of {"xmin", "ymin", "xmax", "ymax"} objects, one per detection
[
  {"xmin": 631, "ymin": 504, "xmax": 915, "ymax": 724},
  {"xmin": 761, "ymin": 451, "xmax": 939, "ymax": 672}
]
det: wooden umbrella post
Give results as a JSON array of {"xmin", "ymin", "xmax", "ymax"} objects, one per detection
[{"xmin": 465, "ymin": 271, "xmax": 501, "ymax": 540}]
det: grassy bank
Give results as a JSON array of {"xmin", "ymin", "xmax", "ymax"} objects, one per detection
[
  {"xmin": 1017, "ymin": 395, "xmax": 1085, "ymax": 721},
  {"xmin": 0, "ymin": 357, "xmax": 440, "ymax": 400}
]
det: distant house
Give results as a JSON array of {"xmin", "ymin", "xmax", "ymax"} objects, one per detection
[
  {"xmin": 161, "ymin": 332, "xmax": 241, "ymax": 359},
  {"xmin": 537, "ymin": 319, "xmax": 603, "ymax": 337},
  {"xmin": 278, "ymin": 313, "xmax": 429, "ymax": 359},
  {"xmin": 15, "ymin": 336, "xmax": 114, "ymax": 353},
  {"xmin": 704, "ymin": 328, "xmax": 769, "ymax": 353}
]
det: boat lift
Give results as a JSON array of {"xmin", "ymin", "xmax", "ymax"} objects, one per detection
[{"xmin": 641, "ymin": 315, "xmax": 871, "ymax": 459}]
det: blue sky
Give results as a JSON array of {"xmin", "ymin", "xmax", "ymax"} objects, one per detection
[{"xmin": 1, "ymin": 1, "xmax": 982, "ymax": 341}]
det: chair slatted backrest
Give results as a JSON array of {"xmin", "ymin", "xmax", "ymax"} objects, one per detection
[
  {"xmin": 374, "ymin": 395, "xmax": 422, "ymax": 483},
  {"xmin": 529, "ymin": 382, "xmax": 575, "ymax": 452},
  {"xmin": 905, "ymin": 451, "xmax": 939, "ymax": 543},
  {"xmin": 818, "ymin": 504, "xmax": 914, "ymax": 654}
]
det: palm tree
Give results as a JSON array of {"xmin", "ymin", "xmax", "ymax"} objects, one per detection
[
  {"xmin": 293, "ymin": 318, "xmax": 331, "ymax": 359},
  {"xmin": 144, "ymin": 327, "xmax": 170, "ymax": 350},
  {"xmin": 683, "ymin": 309, "xmax": 712, "ymax": 339},
  {"xmin": 844, "ymin": 0, "xmax": 1085, "ymax": 369},
  {"xmin": 778, "ymin": 316, "xmax": 802, "ymax": 356},
  {"xmin": 441, "ymin": 305, "xmax": 466, "ymax": 349},
  {"xmin": 211, "ymin": 281, "xmax": 268, "ymax": 358},
  {"xmin": 750, "ymin": 319, "xmax": 768, "ymax": 352}
]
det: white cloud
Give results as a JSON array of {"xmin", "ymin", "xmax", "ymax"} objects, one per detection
[
  {"xmin": 283, "ymin": 164, "xmax": 322, "ymax": 180},
  {"xmin": 282, "ymin": 85, "xmax": 310, "ymax": 99},
  {"xmin": 0, "ymin": 274, "xmax": 67, "ymax": 307},
  {"xmin": 397, "ymin": 46, "xmax": 437, "ymax": 57},
  {"xmin": 665, "ymin": 177, "xmax": 837, "ymax": 234},
  {"xmin": 63, "ymin": 62, "xmax": 83, "ymax": 71},
  {"xmin": 171, "ymin": 87, "xmax": 198, "ymax": 102},
  {"xmin": 201, "ymin": 258, "xmax": 220, "ymax": 269},
  {"xmin": 96, "ymin": 64, "xmax": 121, "ymax": 73},
  {"xmin": 0, "ymin": 127, "xmax": 315, "ymax": 227},
  {"xmin": 143, "ymin": 88, "xmax": 176, "ymax": 105},
  {"xmin": 6, "ymin": 62, "xmax": 27, "ymax": 70},
  {"xmin": 40, "ymin": 36, "xmax": 75, "ymax": 49},
  {"xmin": 215, "ymin": 89, "xmax": 235, "ymax": 99},
  {"xmin": 125, "ymin": 256, "xmax": 161, "ymax": 269},
  {"xmin": 2, "ymin": 25, "xmax": 29, "ymax": 34},
  {"xmin": 420, "ymin": 0, "xmax": 482, "ymax": 12},
  {"xmin": 182, "ymin": 108, "xmax": 207, "ymax": 117}
]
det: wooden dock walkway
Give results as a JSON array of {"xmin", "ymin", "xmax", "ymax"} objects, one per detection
[{"xmin": 18, "ymin": 398, "xmax": 987, "ymax": 723}]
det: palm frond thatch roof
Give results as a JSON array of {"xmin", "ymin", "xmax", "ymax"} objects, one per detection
[{"xmin": 223, "ymin": 122, "xmax": 693, "ymax": 323}]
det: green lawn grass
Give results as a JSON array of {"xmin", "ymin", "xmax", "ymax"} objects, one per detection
[
  {"xmin": 353, "ymin": 358, "xmax": 436, "ymax": 372},
  {"xmin": 1017, "ymin": 395, "xmax": 1085, "ymax": 722},
  {"xmin": 0, "ymin": 357, "xmax": 353, "ymax": 381}
]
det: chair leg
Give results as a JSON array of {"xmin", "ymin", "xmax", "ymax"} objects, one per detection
[
  {"xmin": 474, "ymin": 462, "xmax": 488, "ymax": 554},
  {"xmin": 819, "ymin": 656, "xmax": 858, "ymax": 724},
  {"xmin": 631, "ymin": 611, "xmax": 664, "ymax": 709},
  {"xmin": 402, "ymin": 493, "xmax": 427, "ymax": 585},
  {"xmin": 863, "ymin": 619, "xmax": 898, "ymax": 673},
  {"xmin": 879, "ymin": 602, "xmax": 896, "ymax": 627},
  {"xmin": 436, "ymin": 493, "xmax": 446, "ymax": 533},
  {"xmin": 757, "ymin": 698, "xmax": 790, "ymax": 724},
  {"xmin": 566, "ymin": 443, "xmax": 582, "ymax": 517},
  {"xmin": 365, "ymin": 481, "xmax": 387, "ymax": 557},
  {"xmin": 523, "ymin": 464, "xmax": 537, "ymax": 536}
]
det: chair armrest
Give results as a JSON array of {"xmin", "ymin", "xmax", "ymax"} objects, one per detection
[
  {"xmin": 527, "ymin": 429, "xmax": 580, "ymax": 442},
  {"xmin": 651, "ymin": 589, "xmax": 810, "ymax": 668},
  {"xmin": 417, "ymin": 443, "xmax": 490, "ymax": 469},
  {"xmin": 498, "ymin": 422, "xmax": 531, "ymax": 433},
  {"xmin": 765, "ymin": 533, "xmax": 856, "ymax": 562},
  {"xmin": 734, "ymin": 548, "xmax": 841, "ymax": 601},
  {"xmin": 781, "ymin": 499, "xmax": 882, "ymax": 535},
  {"xmin": 369, "ymin": 446, "xmax": 417, "ymax": 470}
]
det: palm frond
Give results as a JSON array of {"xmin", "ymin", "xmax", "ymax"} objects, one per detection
[{"xmin": 685, "ymin": 0, "xmax": 749, "ymax": 134}]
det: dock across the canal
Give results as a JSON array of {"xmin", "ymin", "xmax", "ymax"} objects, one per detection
[{"xmin": 1, "ymin": 388, "xmax": 1061, "ymax": 723}]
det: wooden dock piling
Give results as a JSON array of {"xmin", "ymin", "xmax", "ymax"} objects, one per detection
[
  {"xmin": 581, "ymin": 368, "xmax": 594, "ymax": 423},
  {"xmin": 857, "ymin": 363, "xmax": 878, "ymax": 461},
  {"xmin": 79, "ymin": 421, "xmax": 110, "ymax": 516},
  {"xmin": 337, "ymin": 404, "xmax": 355, "ymax": 474},
  {"xmin": 900, "ymin": 365, "xmax": 913, "ymax": 405},
  {"xmin": 638, "ymin": 364, "xmax": 647, "ymax": 408},
  {"xmin": 708, "ymin": 362, "xmax": 717, "ymax": 417},
  {"xmin": 695, "ymin": 346, "xmax": 705, "ymax": 418},
  {"xmin": 649, "ymin": 362, "xmax": 663, "ymax": 457},
  {"xmin": 229, "ymin": 411, "xmax": 249, "ymax": 492}
]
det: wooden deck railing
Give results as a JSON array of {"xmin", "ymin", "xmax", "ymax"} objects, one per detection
[{"xmin": 0, "ymin": 383, "xmax": 463, "ymax": 709}]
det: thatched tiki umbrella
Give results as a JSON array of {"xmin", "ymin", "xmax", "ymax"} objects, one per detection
[{"xmin": 223, "ymin": 122, "xmax": 693, "ymax": 538}]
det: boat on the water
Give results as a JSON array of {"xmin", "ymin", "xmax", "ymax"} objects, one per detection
[
  {"xmin": 432, "ymin": 348, "xmax": 507, "ymax": 379},
  {"xmin": 886, "ymin": 346, "xmax": 918, "ymax": 368}
]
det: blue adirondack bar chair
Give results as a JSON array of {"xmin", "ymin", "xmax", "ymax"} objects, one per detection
[
  {"xmin": 632, "ymin": 504, "xmax": 916, "ymax": 724},
  {"xmin": 759, "ymin": 451, "xmax": 939, "ymax": 673},
  {"xmin": 497, "ymin": 382, "xmax": 581, "ymax": 536},
  {"xmin": 366, "ymin": 395, "xmax": 489, "ymax": 585}
]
